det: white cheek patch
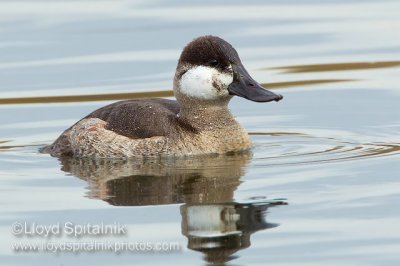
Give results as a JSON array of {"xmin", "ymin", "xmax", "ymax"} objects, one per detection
[{"xmin": 180, "ymin": 65, "xmax": 233, "ymax": 100}]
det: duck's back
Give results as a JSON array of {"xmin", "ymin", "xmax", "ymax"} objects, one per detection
[
  {"xmin": 43, "ymin": 98, "xmax": 197, "ymax": 157},
  {"xmin": 86, "ymin": 98, "xmax": 181, "ymax": 139}
]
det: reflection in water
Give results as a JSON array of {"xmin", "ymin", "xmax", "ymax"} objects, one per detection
[
  {"xmin": 270, "ymin": 61, "xmax": 400, "ymax": 74},
  {"xmin": 0, "ymin": 90, "xmax": 173, "ymax": 105},
  {"xmin": 0, "ymin": 79, "xmax": 352, "ymax": 105},
  {"xmin": 2, "ymin": 59, "xmax": 398, "ymax": 105},
  {"xmin": 59, "ymin": 153, "xmax": 286, "ymax": 265},
  {"xmin": 265, "ymin": 79, "xmax": 354, "ymax": 89},
  {"xmin": 181, "ymin": 201, "xmax": 280, "ymax": 265},
  {"xmin": 59, "ymin": 153, "xmax": 251, "ymax": 205},
  {"xmin": 6, "ymin": 59, "xmax": 399, "ymax": 105},
  {"xmin": 0, "ymin": 143, "xmax": 41, "ymax": 151}
]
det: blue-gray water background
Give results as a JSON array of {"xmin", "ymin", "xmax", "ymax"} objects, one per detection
[{"xmin": 1, "ymin": 0, "xmax": 400, "ymax": 265}]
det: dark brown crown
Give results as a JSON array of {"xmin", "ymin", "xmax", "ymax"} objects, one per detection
[{"xmin": 178, "ymin": 35, "xmax": 241, "ymax": 72}]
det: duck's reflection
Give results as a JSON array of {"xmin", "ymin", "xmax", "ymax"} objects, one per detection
[
  {"xmin": 59, "ymin": 152, "xmax": 286, "ymax": 265},
  {"xmin": 181, "ymin": 202, "xmax": 280, "ymax": 264}
]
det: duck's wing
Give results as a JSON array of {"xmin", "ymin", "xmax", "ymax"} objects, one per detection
[{"xmin": 85, "ymin": 98, "xmax": 196, "ymax": 139}]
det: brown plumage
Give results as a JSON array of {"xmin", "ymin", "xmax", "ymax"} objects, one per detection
[
  {"xmin": 41, "ymin": 35, "xmax": 282, "ymax": 158},
  {"xmin": 85, "ymin": 98, "xmax": 197, "ymax": 139}
]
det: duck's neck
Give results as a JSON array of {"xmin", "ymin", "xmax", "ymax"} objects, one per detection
[{"xmin": 178, "ymin": 101, "xmax": 238, "ymax": 130}]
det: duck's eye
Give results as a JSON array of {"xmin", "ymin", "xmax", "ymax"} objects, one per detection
[{"xmin": 208, "ymin": 59, "xmax": 219, "ymax": 67}]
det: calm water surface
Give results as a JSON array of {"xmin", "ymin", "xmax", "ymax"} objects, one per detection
[{"xmin": 1, "ymin": 1, "xmax": 400, "ymax": 265}]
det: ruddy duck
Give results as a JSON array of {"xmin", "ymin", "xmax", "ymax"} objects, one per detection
[{"xmin": 42, "ymin": 36, "xmax": 283, "ymax": 158}]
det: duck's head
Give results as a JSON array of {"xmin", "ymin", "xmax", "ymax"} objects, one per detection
[{"xmin": 174, "ymin": 35, "xmax": 283, "ymax": 106}]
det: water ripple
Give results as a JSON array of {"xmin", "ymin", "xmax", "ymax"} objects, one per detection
[{"xmin": 250, "ymin": 132, "xmax": 400, "ymax": 166}]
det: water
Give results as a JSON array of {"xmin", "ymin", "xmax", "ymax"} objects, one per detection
[{"xmin": 1, "ymin": 0, "xmax": 400, "ymax": 265}]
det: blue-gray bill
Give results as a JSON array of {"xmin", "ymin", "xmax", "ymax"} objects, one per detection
[{"xmin": 228, "ymin": 63, "xmax": 283, "ymax": 102}]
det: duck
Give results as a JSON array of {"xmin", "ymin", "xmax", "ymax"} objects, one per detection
[{"xmin": 42, "ymin": 35, "xmax": 283, "ymax": 158}]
